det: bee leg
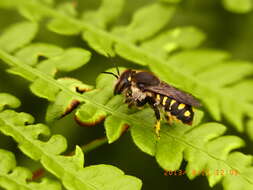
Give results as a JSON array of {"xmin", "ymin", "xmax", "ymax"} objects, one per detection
[
  {"xmin": 166, "ymin": 112, "xmax": 173, "ymax": 125},
  {"xmin": 152, "ymin": 104, "xmax": 161, "ymax": 138},
  {"xmin": 155, "ymin": 120, "xmax": 161, "ymax": 139}
]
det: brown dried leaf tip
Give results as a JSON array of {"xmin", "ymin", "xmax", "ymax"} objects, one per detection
[{"xmin": 74, "ymin": 114, "xmax": 106, "ymax": 127}]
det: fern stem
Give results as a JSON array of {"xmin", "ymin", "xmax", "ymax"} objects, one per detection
[
  {"xmin": 80, "ymin": 136, "xmax": 108, "ymax": 153},
  {"xmin": 67, "ymin": 137, "xmax": 108, "ymax": 155}
]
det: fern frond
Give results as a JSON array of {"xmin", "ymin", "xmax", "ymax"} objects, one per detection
[
  {"xmin": 0, "ymin": 50, "xmax": 144, "ymax": 131},
  {"xmin": 0, "ymin": 93, "xmax": 21, "ymax": 111},
  {"xmin": 0, "ymin": 149, "xmax": 61, "ymax": 190},
  {"xmin": 2, "ymin": 48, "xmax": 253, "ymax": 190},
  {"xmin": 0, "ymin": 1, "xmax": 253, "ymax": 190},
  {"xmin": 0, "ymin": 108, "xmax": 142, "ymax": 190},
  {"xmin": 4, "ymin": 42, "xmax": 91, "ymax": 101},
  {"xmin": 129, "ymin": 108, "xmax": 253, "ymax": 190},
  {"xmin": 82, "ymin": 0, "xmax": 124, "ymax": 29},
  {"xmin": 47, "ymin": 2, "xmax": 81, "ymax": 35},
  {"xmin": 6, "ymin": 0, "xmax": 253, "ymax": 133},
  {"xmin": 111, "ymin": 3, "xmax": 175, "ymax": 43},
  {"xmin": 46, "ymin": 78, "xmax": 93, "ymax": 122},
  {"xmin": 0, "ymin": 21, "xmax": 38, "ymax": 53}
]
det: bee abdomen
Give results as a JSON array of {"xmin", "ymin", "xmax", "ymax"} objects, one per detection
[
  {"xmin": 177, "ymin": 106, "xmax": 194, "ymax": 125},
  {"xmin": 162, "ymin": 96, "xmax": 193, "ymax": 125}
]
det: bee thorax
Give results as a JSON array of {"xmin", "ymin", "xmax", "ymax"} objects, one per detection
[{"xmin": 130, "ymin": 85, "xmax": 147, "ymax": 101}]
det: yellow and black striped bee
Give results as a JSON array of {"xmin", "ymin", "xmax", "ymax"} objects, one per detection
[{"xmin": 103, "ymin": 69, "xmax": 201, "ymax": 137}]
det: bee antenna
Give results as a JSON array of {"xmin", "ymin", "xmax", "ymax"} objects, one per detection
[
  {"xmin": 112, "ymin": 62, "xmax": 120, "ymax": 76},
  {"xmin": 116, "ymin": 66, "xmax": 120, "ymax": 76},
  {"xmin": 101, "ymin": 71, "xmax": 119, "ymax": 79}
]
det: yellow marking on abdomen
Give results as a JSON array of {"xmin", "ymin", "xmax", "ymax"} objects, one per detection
[
  {"xmin": 156, "ymin": 94, "xmax": 160, "ymax": 101},
  {"xmin": 169, "ymin": 99, "xmax": 176, "ymax": 109},
  {"xmin": 184, "ymin": 110, "xmax": 191, "ymax": 117},
  {"xmin": 128, "ymin": 76, "xmax": 131, "ymax": 81},
  {"xmin": 178, "ymin": 103, "xmax": 185, "ymax": 110},
  {"xmin": 162, "ymin": 96, "xmax": 168, "ymax": 105}
]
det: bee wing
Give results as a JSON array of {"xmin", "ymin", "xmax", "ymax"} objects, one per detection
[{"xmin": 144, "ymin": 82, "xmax": 201, "ymax": 107}]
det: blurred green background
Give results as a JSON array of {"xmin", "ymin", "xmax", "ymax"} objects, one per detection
[{"xmin": 0, "ymin": 0, "xmax": 253, "ymax": 189}]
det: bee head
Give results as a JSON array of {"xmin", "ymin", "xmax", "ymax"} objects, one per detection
[{"xmin": 114, "ymin": 69, "xmax": 135, "ymax": 95}]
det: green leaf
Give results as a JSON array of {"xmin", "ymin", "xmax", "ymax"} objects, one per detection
[
  {"xmin": 226, "ymin": 80, "xmax": 253, "ymax": 101},
  {"xmin": 82, "ymin": 0, "xmax": 125, "ymax": 28},
  {"xmin": 0, "ymin": 110, "xmax": 142, "ymax": 190},
  {"xmin": 0, "ymin": 93, "xmax": 21, "ymax": 112},
  {"xmin": 112, "ymin": 3, "xmax": 175, "ymax": 42},
  {"xmin": 18, "ymin": 5, "xmax": 45, "ymax": 21},
  {"xmin": 114, "ymin": 43, "xmax": 150, "ymax": 65},
  {"xmin": 0, "ymin": 22, "xmax": 38, "ymax": 52},
  {"xmin": 222, "ymin": 0, "xmax": 253, "ymax": 13},
  {"xmin": 75, "ymin": 93, "xmax": 108, "ymax": 126},
  {"xmin": 7, "ymin": 66, "xmax": 37, "ymax": 81},
  {"xmin": 30, "ymin": 78, "xmax": 60, "ymax": 101},
  {"xmin": 34, "ymin": 47, "xmax": 91, "ymax": 73},
  {"xmin": 47, "ymin": 18, "xmax": 81, "ymax": 35},
  {"xmin": 222, "ymin": 152, "xmax": 253, "ymax": 190},
  {"xmin": 105, "ymin": 104, "xmax": 129, "ymax": 143},
  {"xmin": 221, "ymin": 97, "xmax": 244, "ymax": 131},
  {"xmin": 14, "ymin": 45, "xmax": 90, "ymax": 72},
  {"xmin": 196, "ymin": 61, "xmax": 253, "ymax": 87},
  {"xmin": 130, "ymin": 109, "xmax": 157, "ymax": 156},
  {"xmin": 166, "ymin": 49, "xmax": 230, "ymax": 74},
  {"xmin": 47, "ymin": 2, "xmax": 81, "ymax": 35},
  {"xmin": 141, "ymin": 26, "xmax": 206, "ymax": 58},
  {"xmin": 18, "ymin": 0, "xmax": 54, "ymax": 21},
  {"xmin": 82, "ymin": 30, "xmax": 115, "ymax": 57},
  {"xmin": 80, "ymin": 0, "xmax": 125, "ymax": 57},
  {"xmin": 46, "ymin": 78, "xmax": 93, "ymax": 122},
  {"xmin": 74, "ymin": 71, "xmax": 115, "ymax": 126},
  {"xmin": 0, "ymin": 149, "xmax": 62, "ymax": 190},
  {"xmin": 7, "ymin": 43, "xmax": 63, "ymax": 80},
  {"xmin": 15, "ymin": 43, "xmax": 64, "ymax": 66},
  {"xmin": 7, "ymin": 45, "xmax": 91, "ymax": 101},
  {"xmin": 54, "ymin": 48, "xmax": 91, "ymax": 71}
]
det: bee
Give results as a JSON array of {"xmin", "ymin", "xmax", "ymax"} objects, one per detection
[{"xmin": 102, "ymin": 68, "xmax": 201, "ymax": 137}]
